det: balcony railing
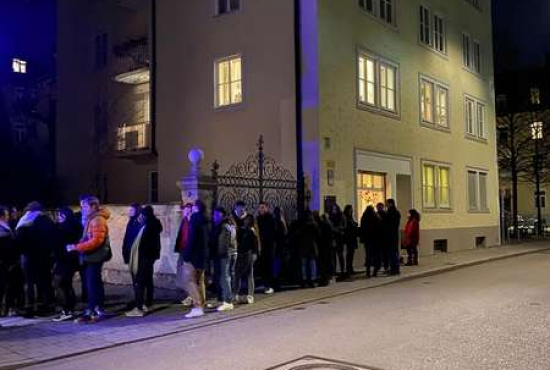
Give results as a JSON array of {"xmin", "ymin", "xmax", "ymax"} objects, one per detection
[
  {"xmin": 113, "ymin": 37, "xmax": 150, "ymax": 84},
  {"xmin": 116, "ymin": 121, "xmax": 151, "ymax": 155}
]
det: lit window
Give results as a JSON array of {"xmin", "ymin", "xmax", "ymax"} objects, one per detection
[
  {"xmin": 12, "ymin": 58, "xmax": 27, "ymax": 74},
  {"xmin": 436, "ymin": 86, "xmax": 449, "ymax": 127},
  {"xmin": 423, "ymin": 163, "xmax": 451, "ymax": 209},
  {"xmin": 215, "ymin": 55, "xmax": 243, "ymax": 108},
  {"xmin": 531, "ymin": 121, "xmax": 543, "ymax": 140},
  {"xmin": 357, "ymin": 172, "xmax": 386, "ymax": 216},
  {"xmin": 530, "ymin": 88, "xmax": 541, "ymax": 105},
  {"xmin": 421, "ymin": 79, "xmax": 434, "ymax": 123},
  {"xmin": 217, "ymin": 0, "xmax": 240, "ymax": 15},
  {"xmin": 358, "ymin": 51, "xmax": 399, "ymax": 115},
  {"xmin": 468, "ymin": 169, "xmax": 489, "ymax": 211}
]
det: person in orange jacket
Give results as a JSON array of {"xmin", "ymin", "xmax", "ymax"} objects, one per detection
[{"xmin": 67, "ymin": 196, "xmax": 111, "ymax": 323}]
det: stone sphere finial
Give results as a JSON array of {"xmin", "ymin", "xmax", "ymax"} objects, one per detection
[{"xmin": 188, "ymin": 148, "xmax": 204, "ymax": 166}]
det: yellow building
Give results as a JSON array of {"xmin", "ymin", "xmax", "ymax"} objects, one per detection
[{"xmin": 57, "ymin": 0, "xmax": 499, "ymax": 253}]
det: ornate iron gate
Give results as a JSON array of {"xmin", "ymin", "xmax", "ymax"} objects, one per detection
[{"xmin": 212, "ymin": 136, "xmax": 298, "ymax": 221}]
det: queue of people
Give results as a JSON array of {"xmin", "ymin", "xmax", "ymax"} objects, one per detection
[{"xmin": 0, "ymin": 195, "xmax": 421, "ymax": 323}]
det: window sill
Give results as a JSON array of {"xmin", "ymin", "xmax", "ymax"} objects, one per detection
[
  {"xmin": 418, "ymin": 42, "xmax": 448, "ymax": 61},
  {"xmin": 462, "ymin": 66, "xmax": 484, "ymax": 80},
  {"xmin": 465, "ymin": 134, "xmax": 488, "ymax": 144},
  {"xmin": 422, "ymin": 207, "xmax": 454, "ymax": 214},
  {"xmin": 421, "ymin": 121, "xmax": 451, "ymax": 134},
  {"xmin": 357, "ymin": 9, "xmax": 399, "ymax": 33},
  {"xmin": 358, "ymin": 102, "xmax": 401, "ymax": 121},
  {"xmin": 214, "ymin": 102, "xmax": 245, "ymax": 113},
  {"xmin": 213, "ymin": 9, "xmax": 241, "ymax": 18}
]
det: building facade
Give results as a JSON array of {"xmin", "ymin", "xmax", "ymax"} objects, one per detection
[{"xmin": 57, "ymin": 0, "xmax": 500, "ymax": 254}]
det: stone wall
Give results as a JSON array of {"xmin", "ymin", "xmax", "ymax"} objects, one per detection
[{"xmin": 101, "ymin": 204, "xmax": 183, "ymax": 290}]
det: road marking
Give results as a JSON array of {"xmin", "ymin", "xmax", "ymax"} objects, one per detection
[{"xmin": 265, "ymin": 356, "xmax": 387, "ymax": 370}]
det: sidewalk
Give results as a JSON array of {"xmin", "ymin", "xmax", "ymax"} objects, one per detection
[{"xmin": 1, "ymin": 243, "xmax": 549, "ymax": 370}]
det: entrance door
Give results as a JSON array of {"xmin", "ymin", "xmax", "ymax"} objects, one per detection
[{"xmin": 396, "ymin": 174, "xmax": 413, "ymax": 229}]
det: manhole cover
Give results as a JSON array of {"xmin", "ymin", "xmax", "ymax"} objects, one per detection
[{"xmin": 268, "ymin": 356, "xmax": 379, "ymax": 370}]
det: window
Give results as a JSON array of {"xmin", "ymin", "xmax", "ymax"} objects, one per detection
[
  {"xmin": 420, "ymin": 76, "xmax": 448, "ymax": 128},
  {"xmin": 419, "ymin": 6, "xmax": 431, "ymax": 45},
  {"xmin": 535, "ymin": 190, "xmax": 546, "ymax": 209},
  {"xmin": 465, "ymin": 96, "xmax": 486, "ymax": 139},
  {"xmin": 357, "ymin": 172, "xmax": 386, "ymax": 215},
  {"xmin": 12, "ymin": 58, "xmax": 27, "ymax": 74},
  {"xmin": 530, "ymin": 88, "xmax": 541, "ymax": 105},
  {"xmin": 215, "ymin": 55, "xmax": 242, "ymax": 108},
  {"xmin": 462, "ymin": 34, "xmax": 471, "ymax": 68},
  {"xmin": 358, "ymin": 0, "xmax": 395, "ymax": 26},
  {"xmin": 419, "ymin": 6, "xmax": 446, "ymax": 54},
  {"xmin": 216, "ymin": 0, "xmax": 240, "ymax": 15},
  {"xmin": 468, "ymin": 169, "xmax": 489, "ymax": 211},
  {"xmin": 433, "ymin": 15, "xmax": 445, "ymax": 53},
  {"xmin": 149, "ymin": 171, "xmax": 159, "ymax": 203},
  {"xmin": 358, "ymin": 51, "xmax": 399, "ymax": 114},
  {"xmin": 463, "ymin": 34, "xmax": 482, "ymax": 73},
  {"xmin": 473, "ymin": 41, "xmax": 481, "ymax": 73},
  {"xmin": 95, "ymin": 33, "xmax": 108, "ymax": 70},
  {"xmin": 464, "ymin": 0, "xmax": 481, "ymax": 10},
  {"xmin": 531, "ymin": 121, "xmax": 543, "ymax": 140},
  {"xmin": 423, "ymin": 163, "xmax": 451, "ymax": 209}
]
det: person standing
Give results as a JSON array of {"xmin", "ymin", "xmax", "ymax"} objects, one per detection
[
  {"xmin": 360, "ymin": 205, "xmax": 381, "ymax": 278},
  {"xmin": 0, "ymin": 206, "xmax": 16, "ymax": 316},
  {"xmin": 16, "ymin": 202, "xmax": 56, "ymax": 317},
  {"xmin": 122, "ymin": 204, "xmax": 142, "ymax": 267},
  {"xmin": 403, "ymin": 209, "xmax": 421, "ymax": 266},
  {"xmin": 385, "ymin": 199, "xmax": 401, "ymax": 276},
  {"xmin": 67, "ymin": 196, "xmax": 111, "ymax": 323},
  {"xmin": 329, "ymin": 204, "xmax": 346, "ymax": 279},
  {"xmin": 175, "ymin": 203, "xmax": 193, "ymax": 306},
  {"xmin": 297, "ymin": 212, "xmax": 321, "ymax": 288},
  {"xmin": 313, "ymin": 211, "xmax": 334, "ymax": 286},
  {"xmin": 182, "ymin": 200, "xmax": 209, "ymax": 319},
  {"xmin": 273, "ymin": 207, "xmax": 288, "ymax": 282},
  {"xmin": 343, "ymin": 205, "xmax": 359, "ymax": 277},
  {"xmin": 376, "ymin": 202, "xmax": 390, "ymax": 273},
  {"xmin": 211, "ymin": 207, "xmax": 237, "ymax": 311},
  {"xmin": 257, "ymin": 202, "xmax": 277, "ymax": 294},
  {"xmin": 234, "ymin": 214, "xmax": 259, "ymax": 304},
  {"xmin": 52, "ymin": 208, "xmax": 83, "ymax": 321},
  {"xmin": 126, "ymin": 206, "xmax": 163, "ymax": 317}
]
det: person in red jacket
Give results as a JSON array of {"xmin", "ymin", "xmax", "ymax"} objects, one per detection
[{"xmin": 403, "ymin": 209, "xmax": 421, "ymax": 266}]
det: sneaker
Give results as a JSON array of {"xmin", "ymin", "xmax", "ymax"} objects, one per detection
[
  {"xmin": 184, "ymin": 307, "xmax": 205, "ymax": 319},
  {"xmin": 181, "ymin": 297, "xmax": 194, "ymax": 307},
  {"xmin": 216, "ymin": 302, "xmax": 234, "ymax": 312},
  {"xmin": 53, "ymin": 311, "xmax": 75, "ymax": 322},
  {"xmin": 7, "ymin": 309, "xmax": 19, "ymax": 317},
  {"xmin": 142, "ymin": 305, "xmax": 149, "ymax": 313},
  {"xmin": 246, "ymin": 295, "xmax": 254, "ymax": 304},
  {"xmin": 125, "ymin": 308, "xmax": 145, "ymax": 317},
  {"xmin": 264, "ymin": 287, "xmax": 275, "ymax": 294}
]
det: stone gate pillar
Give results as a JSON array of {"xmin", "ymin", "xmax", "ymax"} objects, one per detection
[{"xmin": 177, "ymin": 148, "xmax": 216, "ymax": 210}]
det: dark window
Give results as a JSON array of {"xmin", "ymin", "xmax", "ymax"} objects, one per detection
[
  {"xmin": 359, "ymin": 0, "xmax": 374, "ymax": 13},
  {"xmin": 150, "ymin": 171, "xmax": 159, "ymax": 203},
  {"xmin": 434, "ymin": 239, "xmax": 448, "ymax": 253},
  {"xmin": 217, "ymin": 0, "xmax": 239, "ymax": 15}
]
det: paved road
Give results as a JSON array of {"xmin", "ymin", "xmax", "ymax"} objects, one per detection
[{"xmin": 24, "ymin": 251, "xmax": 550, "ymax": 370}]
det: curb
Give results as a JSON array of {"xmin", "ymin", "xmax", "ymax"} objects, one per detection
[{"xmin": 2, "ymin": 246, "xmax": 549, "ymax": 370}]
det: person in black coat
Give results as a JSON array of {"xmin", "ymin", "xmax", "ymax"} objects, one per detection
[
  {"xmin": 0, "ymin": 206, "xmax": 17, "ymax": 316},
  {"xmin": 343, "ymin": 205, "xmax": 359, "ymax": 277},
  {"xmin": 360, "ymin": 205, "xmax": 381, "ymax": 278},
  {"xmin": 16, "ymin": 202, "xmax": 57, "ymax": 317},
  {"xmin": 296, "ymin": 212, "xmax": 321, "ymax": 288},
  {"xmin": 122, "ymin": 204, "xmax": 143, "ymax": 265},
  {"xmin": 385, "ymin": 199, "xmax": 401, "ymax": 275},
  {"xmin": 329, "ymin": 204, "xmax": 346, "ymax": 278},
  {"xmin": 52, "ymin": 208, "xmax": 83, "ymax": 321},
  {"xmin": 256, "ymin": 202, "xmax": 278, "ymax": 293},
  {"xmin": 376, "ymin": 202, "xmax": 390, "ymax": 272},
  {"xmin": 126, "ymin": 206, "xmax": 163, "ymax": 317},
  {"xmin": 313, "ymin": 211, "xmax": 334, "ymax": 286}
]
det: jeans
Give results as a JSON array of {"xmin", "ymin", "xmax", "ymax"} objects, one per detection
[
  {"xmin": 260, "ymin": 246, "xmax": 277, "ymax": 289},
  {"xmin": 21, "ymin": 255, "xmax": 53, "ymax": 312},
  {"xmin": 333, "ymin": 240, "xmax": 345, "ymax": 275},
  {"xmin": 217, "ymin": 254, "xmax": 237, "ymax": 303},
  {"xmin": 234, "ymin": 253, "xmax": 256, "ymax": 296},
  {"xmin": 182, "ymin": 262, "xmax": 206, "ymax": 308},
  {"xmin": 54, "ymin": 270, "xmax": 76, "ymax": 312},
  {"xmin": 84, "ymin": 263, "xmax": 104, "ymax": 313},
  {"xmin": 301, "ymin": 258, "xmax": 317, "ymax": 282},
  {"xmin": 133, "ymin": 259, "xmax": 155, "ymax": 309}
]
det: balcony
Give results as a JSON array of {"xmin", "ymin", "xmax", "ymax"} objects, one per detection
[
  {"xmin": 113, "ymin": 37, "xmax": 150, "ymax": 84},
  {"xmin": 116, "ymin": 121, "xmax": 152, "ymax": 156}
]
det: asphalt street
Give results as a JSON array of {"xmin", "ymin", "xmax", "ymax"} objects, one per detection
[{"xmin": 26, "ymin": 251, "xmax": 550, "ymax": 370}]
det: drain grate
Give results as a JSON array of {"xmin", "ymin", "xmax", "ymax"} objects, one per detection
[{"xmin": 267, "ymin": 356, "xmax": 382, "ymax": 370}]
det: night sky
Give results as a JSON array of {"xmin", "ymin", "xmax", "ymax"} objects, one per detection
[{"xmin": 492, "ymin": 0, "xmax": 550, "ymax": 72}]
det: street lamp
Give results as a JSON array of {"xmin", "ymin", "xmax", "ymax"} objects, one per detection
[{"xmin": 531, "ymin": 121, "xmax": 543, "ymax": 236}]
